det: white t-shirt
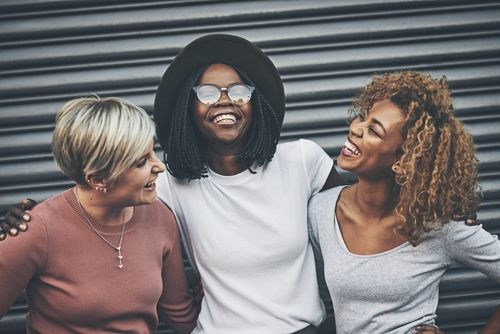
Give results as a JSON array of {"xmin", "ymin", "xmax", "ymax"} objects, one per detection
[{"xmin": 157, "ymin": 139, "xmax": 333, "ymax": 334}]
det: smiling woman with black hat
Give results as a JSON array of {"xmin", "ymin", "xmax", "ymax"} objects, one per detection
[{"xmin": 151, "ymin": 34, "xmax": 343, "ymax": 333}]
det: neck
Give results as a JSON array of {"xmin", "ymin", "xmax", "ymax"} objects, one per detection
[
  {"xmin": 350, "ymin": 178, "xmax": 397, "ymax": 220},
  {"xmin": 205, "ymin": 149, "xmax": 248, "ymax": 176},
  {"xmin": 74, "ymin": 186, "xmax": 128, "ymax": 227}
]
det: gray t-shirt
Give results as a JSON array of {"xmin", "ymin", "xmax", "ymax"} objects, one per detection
[{"xmin": 308, "ymin": 186, "xmax": 500, "ymax": 334}]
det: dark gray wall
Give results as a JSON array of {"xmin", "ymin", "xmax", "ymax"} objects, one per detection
[{"xmin": 1, "ymin": 0, "xmax": 499, "ymax": 333}]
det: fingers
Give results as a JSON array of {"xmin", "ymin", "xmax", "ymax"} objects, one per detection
[
  {"xmin": 0, "ymin": 198, "xmax": 35, "ymax": 241},
  {"xmin": 192, "ymin": 274, "xmax": 204, "ymax": 304},
  {"xmin": 20, "ymin": 198, "xmax": 37, "ymax": 210},
  {"xmin": 465, "ymin": 218, "xmax": 480, "ymax": 226},
  {"xmin": 452, "ymin": 212, "xmax": 479, "ymax": 226},
  {"xmin": 414, "ymin": 324, "xmax": 443, "ymax": 333},
  {"xmin": 0, "ymin": 225, "xmax": 6, "ymax": 240}
]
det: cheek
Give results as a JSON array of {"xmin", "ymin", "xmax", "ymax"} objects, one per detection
[{"xmin": 242, "ymin": 103, "xmax": 253, "ymax": 123}]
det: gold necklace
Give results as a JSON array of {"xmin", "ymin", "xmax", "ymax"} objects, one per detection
[{"xmin": 75, "ymin": 189, "xmax": 126, "ymax": 269}]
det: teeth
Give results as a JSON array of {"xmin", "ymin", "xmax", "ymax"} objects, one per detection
[
  {"xmin": 344, "ymin": 140, "xmax": 360, "ymax": 155},
  {"xmin": 214, "ymin": 114, "xmax": 237, "ymax": 124}
]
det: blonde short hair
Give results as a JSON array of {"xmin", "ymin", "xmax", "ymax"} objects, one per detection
[{"xmin": 52, "ymin": 96, "xmax": 156, "ymax": 186}]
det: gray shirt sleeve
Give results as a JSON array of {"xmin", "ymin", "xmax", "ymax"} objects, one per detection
[{"xmin": 445, "ymin": 222, "xmax": 500, "ymax": 282}]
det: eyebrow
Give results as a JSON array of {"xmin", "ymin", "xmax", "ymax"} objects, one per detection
[{"xmin": 135, "ymin": 152, "xmax": 150, "ymax": 163}]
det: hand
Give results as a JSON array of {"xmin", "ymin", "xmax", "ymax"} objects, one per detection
[
  {"xmin": 192, "ymin": 274, "xmax": 204, "ymax": 306},
  {"xmin": 0, "ymin": 198, "xmax": 37, "ymax": 240},
  {"xmin": 453, "ymin": 212, "xmax": 479, "ymax": 226},
  {"xmin": 414, "ymin": 324, "xmax": 444, "ymax": 333}
]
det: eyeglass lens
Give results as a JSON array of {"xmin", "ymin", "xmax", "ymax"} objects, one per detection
[{"xmin": 194, "ymin": 84, "xmax": 254, "ymax": 105}]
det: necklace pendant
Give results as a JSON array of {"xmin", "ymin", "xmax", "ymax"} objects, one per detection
[{"xmin": 118, "ymin": 256, "xmax": 124, "ymax": 269}]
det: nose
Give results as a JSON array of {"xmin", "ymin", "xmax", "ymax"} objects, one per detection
[
  {"xmin": 349, "ymin": 122, "xmax": 363, "ymax": 138},
  {"xmin": 215, "ymin": 88, "xmax": 232, "ymax": 105},
  {"xmin": 151, "ymin": 153, "xmax": 166, "ymax": 174}
]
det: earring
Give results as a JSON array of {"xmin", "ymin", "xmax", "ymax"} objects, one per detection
[{"xmin": 95, "ymin": 186, "xmax": 108, "ymax": 193}]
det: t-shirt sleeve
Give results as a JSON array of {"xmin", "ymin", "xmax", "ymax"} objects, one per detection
[
  {"xmin": 0, "ymin": 211, "xmax": 48, "ymax": 317},
  {"xmin": 445, "ymin": 222, "xmax": 500, "ymax": 282},
  {"xmin": 299, "ymin": 139, "xmax": 334, "ymax": 196},
  {"xmin": 157, "ymin": 207, "xmax": 198, "ymax": 333},
  {"xmin": 156, "ymin": 171, "xmax": 174, "ymax": 209}
]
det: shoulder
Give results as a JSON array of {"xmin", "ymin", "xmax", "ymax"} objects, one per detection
[
  {"xmin": 310, "ymin": 186, "xmax": 346, "ymax": 209},
  {"xmin": 442, "ymin": 221, "xmax": 499, "ymax": 244},
  {"xmin": 276, "ymin": 139, "xmax": 328, "ymax": 166},
  {"xmin": 277, "ymin": 139, "xmax": 322, "ymax": 153},
  {"xmin": 30, "ymin": 190, "xmax": 74, "ymax": 226},
  {"xmin": 136, "ymin": 199, "xmax": 178, "ymax": 233}
]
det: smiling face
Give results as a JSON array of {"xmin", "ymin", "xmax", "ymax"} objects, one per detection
[
  {"xmin": 108, "ymin": 140, "xmax": 166, "ymax": 207},
  {"xmin": 192, "ymin": 63, "xmax": 253, "ymax": 152},
  {"xmin": 338, "ymin": 99, "xmax": 405, "ymax": 179}
]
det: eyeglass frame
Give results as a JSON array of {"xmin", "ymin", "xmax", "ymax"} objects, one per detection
[{"xmin": 192, "ymin": 83, "xmax": 255, "ymax": 106}]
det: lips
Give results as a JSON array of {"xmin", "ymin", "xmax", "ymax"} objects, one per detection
[{"xmin": 144, "ymin": 180, "xmax": 156, "ymax": 191}]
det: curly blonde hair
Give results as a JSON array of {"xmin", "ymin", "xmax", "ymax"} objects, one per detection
[{"xmin": 351, "ymin": 71, "xmax": 481, "ymax": 245}]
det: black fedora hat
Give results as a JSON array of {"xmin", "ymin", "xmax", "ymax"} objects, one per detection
[{"xmin": 154, "ymin": 34, "xmax": 285, "ymax": 148}]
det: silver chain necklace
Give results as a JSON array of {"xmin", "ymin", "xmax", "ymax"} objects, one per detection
[{"xmin": 75, "ymin": 189, "xmax": 126, "ymax": 269}]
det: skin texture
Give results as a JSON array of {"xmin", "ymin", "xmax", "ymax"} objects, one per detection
[
  {"xmin": 76, "ymin": 140, "xmax": 166, "ymax": 226},
  {"xmin": 336, "ymin": 99, "xmax": 408, "ymax": 255},
  {"xmin": 338, "ymin": 99, "xmax": 404, "ymax": 181},
  {"xmin": 192, "ymin": 63, "xmax": 253, "ymax": 176}
]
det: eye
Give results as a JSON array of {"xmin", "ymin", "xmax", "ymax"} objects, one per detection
[
  {"xmin": 134, "ymin": 158, "xmax": 148, "ymax": 168},
  {"xmin": 368, "ymin": 127, "xmax": 380, "ymax": 137}
]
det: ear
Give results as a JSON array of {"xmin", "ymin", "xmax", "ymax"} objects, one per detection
[
  {"xmin": 85, "ymin": 174, "xmax": 109, "ymax": 193},
  {"xmin": 391, "ymin": 162, "xmax": 401, "ymax": 174}
]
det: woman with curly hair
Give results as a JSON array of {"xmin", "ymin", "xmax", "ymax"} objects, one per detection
[{"xmin": 308, "ymin": 71, "xmax": 500, "ymax": 333}]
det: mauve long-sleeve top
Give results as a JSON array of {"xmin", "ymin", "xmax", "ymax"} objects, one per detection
[{"xmin": 0, "ymin": 189, "xmax": 198, "ymax": 334}]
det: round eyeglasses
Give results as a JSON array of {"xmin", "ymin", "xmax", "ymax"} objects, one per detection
[{"xmin": 193, "ymin": 83, "xmax": 255, "ymax": 105}]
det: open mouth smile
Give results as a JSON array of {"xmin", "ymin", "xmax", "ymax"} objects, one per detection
[{"xmin": 343, "ymin": 139, "xmax": 360, "ymax": 156}]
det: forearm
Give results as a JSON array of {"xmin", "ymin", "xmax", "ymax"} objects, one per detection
[{"xmin": 479, "ymin": 305, "xmax": 500, "ymax": 334}]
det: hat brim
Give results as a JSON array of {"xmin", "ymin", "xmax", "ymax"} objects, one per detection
[{"xmin": 154, "ymin": 34, "xmax": 284, "ymax": 148}]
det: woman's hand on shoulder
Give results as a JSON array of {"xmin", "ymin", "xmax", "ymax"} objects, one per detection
[
  {"xmin": 0, "ymin": 198, "xmax": 37, "ymax": 240},
  {"xmin": 453, "ymin": 212, "xmax": 479, "ymax": 226}
]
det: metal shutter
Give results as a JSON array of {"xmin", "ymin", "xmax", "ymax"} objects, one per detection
[{"xmin": 1, "ymin": 1, "xmax": 499, "ymax": 333}]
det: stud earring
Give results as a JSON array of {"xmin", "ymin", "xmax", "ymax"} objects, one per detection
[{"xmin": 95, "ymin": 186, "xmax": 108, "ymax": 193}]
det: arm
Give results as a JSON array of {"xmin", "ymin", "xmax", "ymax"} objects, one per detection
[
  {"xmin": 479, "ymin": 305, "xmax": 500, "ymax": 334},
  {"xmin": 446, "ymin": 223, "xmax": 500, "ymax": 281},
  {"xmin": 0, "ymin": 211, "xmax": 47, "ymax": 317},
  {"xmin": 321, "ymin": 166, "xmax": 348, "ymax": 191},
  {"xmin": 1, "ymin": 198, "xmax": 37, "ymax": 240},
  {"xmin": 157, "ymin": 221, "xmax": 199, "ymax": 334}
]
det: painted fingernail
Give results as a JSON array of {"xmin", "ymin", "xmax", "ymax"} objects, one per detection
[
  {"xmin": 9, "ymin": 228, "xmax": 18, "ymax": 236},
  {"xmin": 19, "ymin": 223, "xmax": 27, "ymax": 231},
  {"xmin": 0, "ymin": 233, "xmax": 5, "ymax": 240},
  {"xmin": 23, "ymin": 214, "xmax": 30, "ymax": 221}
]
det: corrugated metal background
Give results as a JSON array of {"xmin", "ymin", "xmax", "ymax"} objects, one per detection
[{"xmin": 1, "ymin": 0, "xmax": 499, "ymax": 333}]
